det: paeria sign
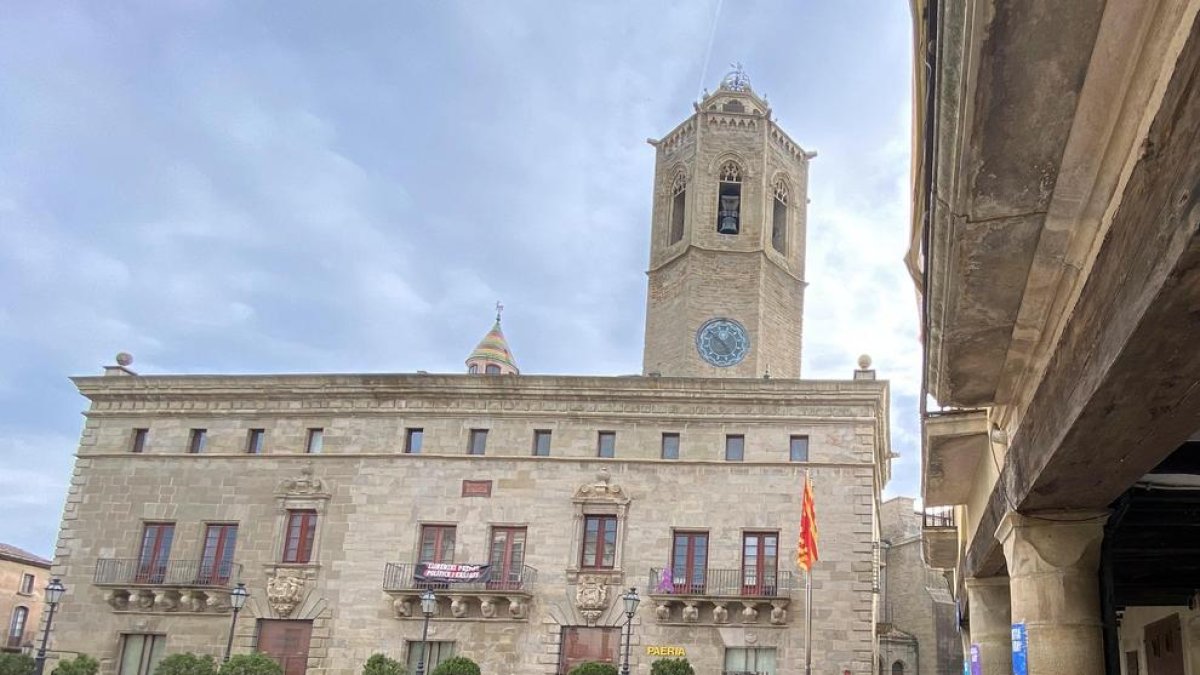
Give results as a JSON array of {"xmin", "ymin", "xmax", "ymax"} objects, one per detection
[
  {"xmin": 414, "ymin": 563, "xmax": 491, "ymax": 583},
  {"xmin": 646, "ymin": 646, "xmax": 686, "ymax": 657}
]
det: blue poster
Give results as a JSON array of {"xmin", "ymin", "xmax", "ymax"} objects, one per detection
[
  {"xmin": 1012, "ymin": 623, "xmax": 1028, "ymax": 675},
  {"xmin": 969, "ymin": 644, "xmax": 981, "ymax": 675}
]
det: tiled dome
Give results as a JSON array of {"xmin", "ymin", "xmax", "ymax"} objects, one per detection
[{"xmin": 466, "ymin": 319, "xmax": 519, "ymax": 375}]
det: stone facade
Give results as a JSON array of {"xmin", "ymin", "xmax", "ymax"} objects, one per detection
[
  {"xmin": 48, "ymin": 373, "xmax": 890, "ymax": 675},
  {"xmin": 1, "ymin": 545, "xmax": 52, "ymax": 653}
]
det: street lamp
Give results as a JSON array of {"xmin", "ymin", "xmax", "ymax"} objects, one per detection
[
  {"xmin": 33, "ymin": 578, "xmax": 65, "ymax": 675},
  {"xmin": 224, "ymin": 583, "xmax": 249, "ymax": 662},
  {"xmin": 415, "ymin": 589, "xmax": 437, "ymax": 675},
  {"xmin": 620, "ymin": 587, "xmax": 640, "ymax": 675}
]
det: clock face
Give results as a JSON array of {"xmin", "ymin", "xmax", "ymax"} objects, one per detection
[{"xmin": 695, "ymin": 318, "xmax": 750, "ymax": 367}]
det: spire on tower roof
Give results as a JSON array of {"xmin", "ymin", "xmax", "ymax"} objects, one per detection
[
  {"xmin": 466, "ymin": 302, "xmax": 519, "ymax": 375},
  {"xmin": 719, "ymin": 63, "xmax": 752, "ymax": 92}
]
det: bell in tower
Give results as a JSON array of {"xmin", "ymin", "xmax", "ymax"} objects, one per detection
[{"xmin": 641, "ymin": 65, "xmax": 815, "ymax": 379}]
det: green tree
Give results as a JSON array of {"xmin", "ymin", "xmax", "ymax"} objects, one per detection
[
  {"xmin": 429, "ymin": 656, "xmax": 480, "ymax": 675},
  {"xmin": 567, "ymin": 663, "xmax": 618, "ymax": 675},
  {"xmin": 153, "ymin": 653, "xmax": 217, "ymax": 675},
  {"xmin": 52, "ymin": 655, "xmax": 100, "ymax": 675},
  {"xmin": 649, "ymin": 658, "xmax": 694, "ymax": 675},
  {"xmin": 362, "ymin": 654, "xmax": 406, "ymax": 675},
  {"xmin": 217, "ymin": 654, "xmax": 282, "ymax": 675},
  {"xmin": 0, "ymin": 654, "xmax": 35, "ymax": 675}
]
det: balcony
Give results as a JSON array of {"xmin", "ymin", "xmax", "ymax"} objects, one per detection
[
  {"xmin": 647, "ymin": 568, "xmax": 793, "ymax": 626},
  {"xmin": 382, "ymin": 562, "xmax": 537, "ymax": 621},
  {"xmin": 922, "ymin": 507, "xmax": 959, "ymax": 569},
  {"xmin": 94, "ymin": 559, "xmax": 243, "ymax": 614},
  {"xmin": 923, "ymin": 409, "xmax": 989, "ymax": 507}
]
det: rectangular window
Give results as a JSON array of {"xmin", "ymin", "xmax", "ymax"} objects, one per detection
[
  {"xmin": 723, "ymin": 647, "xmax": 777, "ymax": 675},
  {"xmin": 468, "ymin": 429, "xmax": 488, "ymax": 455},
  {"xmin": 661, "ymin": 433, "xmax": 680, "ymax": 460},
  {"xmin": 742, "ymin": 532, "xmax": 780, "ymax": 596},
  {"xmin": 772, "ymin": 196, "xmax": 788, "ymax": 253},
  {"xmin": 716, "ymin": 180, "xmax": 742, "ymax": 234},
  {"xmin": 199, "ymin": 524, "xmax": 238, "ymax": 584},
  {"xmin": 581, "ymin": 515, "xmax": 618, "ymax": 569},
  {"xmin": 19, "ymin": 573, "xmax": 34, "ymax": 595},
  {"xmin": 669, "ymin": 187, "xmax": 686, "ymax": 244},
  {"xmin": 136, "ymin": 523, "xmax": 175, "ymax": 584},
  {"xmin": 131, "ymin": 428, "xmax": 148, "ymax": 454},
  {"xmin": 419, "ymin": 525, "xmax": 456, "ymax": 564},
  {"xmin": 282, "ymin": 510, "xmax": 317, "ymax": 564},
  {"xmin": 725, "ymin": 434, "xmax": 745, "ymax": 462},
  {"xmin": 187, "ymin": 429, "xmax": 206, "ymax": 454},
  {"xmin": 597, "ymin": 431, "xmax": 616, "ymax": 459},
  {"xmin": 405, "ymin": 428, "xmax": 423, "ymax": 454},
  {"xmin": 8, "ymin": 606, "xmax": 28, "ymax": 646},
  {"xmin": 671, "ymin": 531, "xmax": 708, "ymax": 594},
  {"xmin": 790, "ymin": 435, "xmax": 809, "ymax": 462},
  {"xmin": 246, "ymin": 429, "xmax": 265, "ymax": 455},
  {"xmin": 406, "ymin": 642, "xmax": 456, "ymax": 672},
  {"xmin": 118, "ymin": 634, "xmax": 166, "ymax": 675},
  {"xmin": 532, "ymin": 430, "xmax": 552, "ymax": 457},
  {"xmin": 305, "ymin": 428, "xmax": 323, "ymax": 454},
  {"xmin": 489, "ymin": 527, "xmax": 528, "ymax": 590}
]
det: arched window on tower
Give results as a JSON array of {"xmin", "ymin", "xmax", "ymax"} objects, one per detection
[
  {"xmin": 716, "ymin": 161, "xmax": 742, "ymax": 235},
  {"xmin": 891, "ymin": 661, "xmax": 905, "ymax": 675},
  {"xmin": 669, "ymin": 170, "xmax": 687, "ymax": 244},
  {"xmin": 468, "ymin": 364, "xmax": 478, "ymax": 374},
  {"xmin": 485, "ymin": 364, "xmax": 501, "ymax": 375},
  {"xmin": 772, "ymin": 178, "xmax": 789, "ymax": 253}
]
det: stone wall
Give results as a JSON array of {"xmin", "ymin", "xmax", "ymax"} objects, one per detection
[{"xmin": 0, "ymin": 557, "xmax": 51, "ymax": 653}]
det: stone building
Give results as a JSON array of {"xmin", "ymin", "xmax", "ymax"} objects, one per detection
[
  {"xmin": 46, "ymin": 72, "xmax": 892, "ymax": 675},
  {"xmin": 909, "ymin": 1, "xmax": 1200, "ymax": 674},
  {"xmin": 876, "ymin": 499, "xmax": 960, "ymax": 675},
  {"xmin": 1, "ymin": 543, "xmax": 52, "ymax": 654}
]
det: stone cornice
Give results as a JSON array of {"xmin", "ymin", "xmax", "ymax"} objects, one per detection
[{"xmin": 73, "ymin": 454, "xmax": 879, "ymax": 470}]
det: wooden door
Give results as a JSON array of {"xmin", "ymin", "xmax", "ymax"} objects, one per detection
[
  {"xmin": 199, "ymin": 524, "xmax": 238, "ymax": 584},
  {"xmin": 558, "ymin": 627, "xmax": 618, "ymax": 675},
  {"xmin": 1144, "ymin": 614, "xmax": 1184, "ymax": 675},
  {"xmin": 257, "ymin": 620, "xmax": 312, "ymax": 675},
  {"xmin": 671, "ymin": 531, "xmax": 708, "ymax": 593},
  {"xmin": 741, "ymin": 532, "xmax": 778, "ymax": 595},
  {"xmin": 136, "ymin": 523, "xmax": 174, "ymax": 583},
  {"xmin": 488, "ymin": 527, "xmax": 527, "ymax": 590}
]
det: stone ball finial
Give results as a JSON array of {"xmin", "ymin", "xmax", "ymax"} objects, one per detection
[
  {"xmin": 116, "ymin": 352, "xmax": 134, "ymax": 367},
  {"xmin": 857, "ymin": 354, "xmax": 872, "ymax": 370}
]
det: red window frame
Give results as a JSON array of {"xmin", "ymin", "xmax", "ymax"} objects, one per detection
[
  {"xmin": 741, "ymin": 531, "xmax": 779, "ymax": 596},
  {"xmin": 671, "ymin": 531, "xmax": 709, "ymax": 593},
  {"xmin": 580, "ymin": 515, "xmax": 618, "ymax": 569},
  {"xmin": 200, "ymin": 524, "xmax": 238, "ymax": 584},
  {"xmin": 488, "ymin": 527, "xmax": 528, "ymax": 590},
  {"xmin": 418, "ymin": 525, "xmax": 456, "ymax": 564},
  {"xmin": 282, "ymin": 510, "xmax": 317, "ymax": 564},
  {"xmin": 136, "ymin": 522, "xmax": 175, "ymax": 583}
]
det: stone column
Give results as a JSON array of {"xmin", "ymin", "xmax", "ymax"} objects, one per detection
[
  {"xmin": 996, "ymin": 510, "xmax": 1108, "ymax": 675},
  {"xmin": 965, "ymin": 576, "xmax": 1011, "ymax": 675}
]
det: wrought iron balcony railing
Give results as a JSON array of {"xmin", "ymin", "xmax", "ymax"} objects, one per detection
[
  {"xmin": 648, "ymin": 568, "xmax": 794, "ymax": 598},
  {"xmin": 382, "ymin": 562, "xmax": 538, "ymax": 593},
  {"xmin": 94, "ymin": 559, "xmax": 242, "ymax": 587},
  {"xmin": 923, "ymin": 506, "xmax": 956, "ymax": 528}
]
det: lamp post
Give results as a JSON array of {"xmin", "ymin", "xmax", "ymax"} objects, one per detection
[
  {"xmin": 415, "ymin": 589, "xmax": 437, "ymax": 675},
  {"xmin": 33, "ymin": 578, "xmax": 65, "ymax": 675},
  {"xmin": 224, "ymin": 583, "xmax": 249, "ymax": 662},
  {"xmin": 620, "ymin": 587, "xmax": 640, "ymax": 675}
]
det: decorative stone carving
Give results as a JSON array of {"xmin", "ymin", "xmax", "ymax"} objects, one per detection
[
  {"xmin": 479, "ymin": 597, "xmax": 496, "ymax": 618},
  {"xmin": 267, "ymin": 573, "xmax": 306, "ymax": 618},
  {"xmin": 573, "ymin": 469, "xmax": 629, "ymax": 505},
  {"xmin": 576, "ymin": 575, "xmax": 609, "ymax": 625},
  {"xmin": 681, "ymin": 601, "xmax": 699, "ymax": 623},
  {"xmin": 507, "ymin": 597, "xmax": 527, "ymax": 619},
  {"xmin": 135, "ymin": 590, "xmax": 155, "ymax": 610},
  {"xmin": 392, "ymin": 597, "xmax": 412, "ymax": 618},
  {"xmin": 277, "ymin": 462, "xmax": 329, "ymax": 496},
  {"xmin": 770, "ymin": 602, "xmax": 787, "ymax": 625},
  {"xmin": 741, "ymin": 602, "xmax": 758, "ymax": 623},
  {"xmin": 105, "ymin": 590, "xmax": 129, "ymax": 610},
  {"xmin": 712, "ymin": 602, "xmax": 729, "ymax": 624},
  {"xmin": 450, "ymin": 596, "xmax": 468, "ymax": 618},
  {"xmin": 655, "ymin": 603, "xmax": 670, "ymax": 622},
  {"xmin": 180, "ymin": 590, "xmax": 206, "ymax": 613}
]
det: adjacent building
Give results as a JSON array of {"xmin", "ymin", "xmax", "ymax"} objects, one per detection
[
  {"xmin": 910, "ymin": 1, "xmax": 1200, "ymax": 674},
  {"xmin": 2, "ymin": 543, "xmax": 52, "ymax": 654},
  {"xmin": 46, "ymin": 71, "xmax": 893, "ymax": 675}
]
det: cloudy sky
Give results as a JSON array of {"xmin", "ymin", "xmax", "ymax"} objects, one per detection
[{"xmin": 0, "ymin": 1, "xmax": 918, "ymax": 558}]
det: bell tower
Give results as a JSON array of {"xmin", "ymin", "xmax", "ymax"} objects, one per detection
[{"xmin": 642, "ymin": 67, "xmax": 813, "ymax": 378}]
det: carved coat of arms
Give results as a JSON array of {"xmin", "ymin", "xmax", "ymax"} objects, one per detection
[
  {"xmin": 576, "ymin": 575, "xmax": 609, "ymax": 625},
  {"xmin": 266, "ymin": 573, "xmax": 306, "ymax": 618}
]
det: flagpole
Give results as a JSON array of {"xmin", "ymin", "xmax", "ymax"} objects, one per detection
[{"xmin": 805, "ymin": 568, "xmax": 813, "ymax": 675}]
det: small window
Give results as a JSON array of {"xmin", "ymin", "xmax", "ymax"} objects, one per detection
[
  {"xmin": 118, "ymin": 633, "xmax": 166, "ymax": 675},
  {"xmin": 725, "ymin": 434, "xmax": 745, "ymax": 461},
  {"xmin": 131, "ymin": 428, "xmax": 148, "ymax": 454},
  {"xmin": 597, "ymin": 431, "xmax": 616, "ymax": 458},
  {"xmin": 246, "ymin": 429, "xmax": 265, "ymax": 455},
  {"xmin": 772, "ymin": 178, "xmax": 789, "ymax": 253},
  {"xmin": 406, "ymin": 641, "xmax": 456, "ymax": 672},
  {"xmin": 581, "ymin": 515, "xmax": 618, "ymax": 569},
  {"xmin": 790, "ymin": 435, "xmax": 809, "ymax": 462},
  {"xmin": 19, "ymin": 574, "xmax": 34, "ymax": 595},
  {"xmin": 892, "ymin": 661, "xmax": 905, "ymax": 675},
  {"xmin": 468, "ymin": 364, "xmax": 478, "ymax": 374},
  {"xmin": 7, "ymin": 606, "xmax": 27, "ymax": 642},
  {"xmin": 661, "ymin": 433, "xmax": 680, "ymax": 460},
  {"xmin": 187, "ymin": 429, "xmax": 207, "ymax": 454},
  {"xmin": 485, "ymin": 364, "xmax": 501, "ymax": 374},
  {"xmin": 419, "ymin": 525, "xmax": 456, "ymax": 564},
  {"xmin": 669, "ymin": 170, "xmax": 687, "ymax": 244},
  {"xmin": 305, "ymin": 428, "xmax": 324, "ymax": 454},
  {"xmin": 468, "ymin": 429, "xmax": 488, "ymax": 455},
  {"xmin": 716, "ymin": 161, "xmax": 742, "ymax": 235},
  {"xmin": 405, "ymin": 428, "xmax": 424, "ymax": 454},
  {"xmin": 282, "ymin": 510, "xmax": 317, "ymax": 563},
  {"xmin": 724, "ymin": 646, "xmax": 777, "ymax": 674},
  {"xmin": 533, "ymin": 430, "xmax": 552, "ymax": 457}
]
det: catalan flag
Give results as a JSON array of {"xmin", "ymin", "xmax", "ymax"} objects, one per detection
[{"xmin": 796, "ymin": 473, "xmax": 819, "ymax": 572}]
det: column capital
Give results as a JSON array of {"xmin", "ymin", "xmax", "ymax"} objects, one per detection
[{"xmin": 996, "ymin": 510, "xmax": 1108, "ymax": 577}]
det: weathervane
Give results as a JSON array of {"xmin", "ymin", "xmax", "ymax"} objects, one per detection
[
  {"xmin": 721, "ymin": 63, "xmax": 751, "ymax": 92},
  {"xmin": 496, "ymin": 301, "xmax": 504, "ymax": 323}
]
